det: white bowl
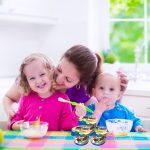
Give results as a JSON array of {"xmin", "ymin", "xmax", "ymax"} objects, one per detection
[
  {"xmin": 106, "ymin": 119, "xmax": 133, "ymax": 135},
  {"xmin": 20, "ymin": 121, "xmax": 48, "ymax": 138}
]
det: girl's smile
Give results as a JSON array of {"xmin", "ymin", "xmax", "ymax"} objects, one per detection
[{"xmin": 24, "ymin": 60, "xmax": 52, "ymax": 98}]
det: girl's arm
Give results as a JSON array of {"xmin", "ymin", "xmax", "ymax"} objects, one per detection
[{"xmin": 3, "ymin": 83, "xmax": 21, "ymax": 119}]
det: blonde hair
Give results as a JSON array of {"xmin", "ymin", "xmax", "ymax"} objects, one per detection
[
  {"xmin": 96, "ymin": 71, "xmax": 121, "ymax": 91},
  {"xmin": 97, "ymin": 71, "xmax": 119, "ymax": 79},
  {"xmin": 19, "ymin": 53, "xmax": 54, "ymax": 95}
]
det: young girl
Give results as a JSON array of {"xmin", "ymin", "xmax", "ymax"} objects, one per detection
[
  {"xmin": 9, "ymin": 53, "xmax": 85, "ymax": 131},
  {"xmin": 87, "ymin": 71, "xmax": 145, "ymax": 132},
  {"xmin": 3, "ymin": 45, "xmax": 128, "ymax": 120}
]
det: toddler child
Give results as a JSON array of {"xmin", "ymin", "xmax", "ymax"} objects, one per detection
[
  {"xmin": 8, "ymin": 53, "xmax": 84, "ymax": 131},
  {"xmin": 87, "ymin": 71, "xmax": 145, "ymax": 132}
]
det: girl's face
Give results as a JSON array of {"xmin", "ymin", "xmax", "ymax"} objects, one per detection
[
  {"xmin": 54, "ymin": 57, "xmax": 80, "ymax": 90},
  {"xmin": 92, "ymin": 74, "xmax": 121, "ymax": 107},
  {"xmin": 24, "ymin": 60, "xmax": 52, "ymax": 98}
]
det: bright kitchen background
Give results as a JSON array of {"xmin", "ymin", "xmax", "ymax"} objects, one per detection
[{"xmin": 0, "ymin": 0, "xmax": 150, "ymax": 130}]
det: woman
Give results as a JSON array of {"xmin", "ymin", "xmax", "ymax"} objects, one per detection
[{"xmin": 3, "ymin": 45, "xmax": 128, "ymax": 120}]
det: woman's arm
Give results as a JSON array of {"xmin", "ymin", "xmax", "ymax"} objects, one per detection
[{"xmin": 3, "ymin": 83, "xmax": 21, "ymax": 119}]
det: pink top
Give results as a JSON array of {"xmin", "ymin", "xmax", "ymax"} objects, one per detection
[{"xmin": 9, "ymin": 91, "xmax": 78, "ymax": 131}]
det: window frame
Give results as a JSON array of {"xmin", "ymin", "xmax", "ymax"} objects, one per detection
[
  {"xmin": 88, "ymin": 0, "xmax": 150, "ymax": 80},
  {"xmin": 109, "ymin": 0, "xmax": 149, "ymax": 64}
]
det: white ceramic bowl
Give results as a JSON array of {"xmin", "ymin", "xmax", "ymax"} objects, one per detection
[
  {"xmin": 20, "ymin": 121, "xmax": 48, "ymax": 138},
  {"xmin": 106, "ymin": 119, "xmax": 133, "ymax": 135}
]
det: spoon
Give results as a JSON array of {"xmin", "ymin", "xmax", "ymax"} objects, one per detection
[
  {"xmin": 32, "ymin": 117, "xmax": 40, "ymax": 127},
  {"xmin": 58, "ymin": 97, "xmax": 93, "ymax": 113}
]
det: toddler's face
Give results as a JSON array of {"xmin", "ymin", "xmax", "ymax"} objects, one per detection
[
  {"xmin": 24, "ymin": 60, "xmax": 52, "ymax": 98},
  {"xmin": 92, "ymin": 73, "xmax": 121, "ymax": 106}
]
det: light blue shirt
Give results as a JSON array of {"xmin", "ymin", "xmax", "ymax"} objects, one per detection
[{"xmin": 86, "ymin": 102, "xmax": 142, "ymax": 132}]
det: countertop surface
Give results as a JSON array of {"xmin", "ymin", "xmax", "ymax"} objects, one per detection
[
  {"xmin": 0, "ymin": 130, "xmax": 150, "ymax": 150},
  {"xmin": 125, "ymin": 81, "xmax": 150, "ymax": 97}
]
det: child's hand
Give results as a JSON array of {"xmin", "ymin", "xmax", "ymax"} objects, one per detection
[
  {"xmin": 92, "ymin": 98, "xmax": 111, "ymax": 125},
  {"xmin": 75, "ymin": 103, "xmax": 86, "ymax": 117},
  {"xmin": 96, "ymin": 97, "xmax": 112, "ymax": 112},
  {"xmin": 135, "ymin": 125, "xmax": 146, "ymax": 132},
  {"xmin": 12, "ymin": 120, "xmax": 24, "ymax": 130}
]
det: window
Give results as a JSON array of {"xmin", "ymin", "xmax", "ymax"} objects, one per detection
[
  {"xmin": 88, "ymin": 0, "xmax": 150, "ymax": 80},
  {"xmin": 110, "ymin": 0, "xmax": 150, "ymax": 64}
]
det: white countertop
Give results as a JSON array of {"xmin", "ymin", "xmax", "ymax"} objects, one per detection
[{"xmin": 125, "ymin": 81, "xmax": 150, "ymax": 97}]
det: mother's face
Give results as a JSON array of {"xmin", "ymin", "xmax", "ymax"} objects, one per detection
[{"xmin": 54, "ymin": 57, "xmax": 80, "ymax": 90}]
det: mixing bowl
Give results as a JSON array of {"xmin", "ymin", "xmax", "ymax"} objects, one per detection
[
  {"xmin": 106, "ymin": 119, "xmax": 133, "ymax": 135},
  {"xmin": 20, "ymin": 121, "xmax": 48, "ymax": 138}
]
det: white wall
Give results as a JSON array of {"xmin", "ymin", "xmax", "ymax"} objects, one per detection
[
  {"xmin": 0, "ymin": 77, "xmax": 15, "ymax": 121},
  {"xmin": 0, "ymin": 0, "xmax": 88, "ymax": 77},
  {"xmin": 0, "ymin": 23, "xmax": 39, "ymax": 77},
  {"xmin": 0, "ymin": 0, "xmax": 89, "ymax": 121}
]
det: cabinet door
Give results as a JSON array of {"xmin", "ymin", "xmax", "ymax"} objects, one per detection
[
  {"xmin": 121, "ymin": 95, "xmax": 150, "ymax": 118},
  {"xmin": 0, "ymin": 0, "xmax": 10, "ymax": 13},
  {"xmin": 1, "ymin": 0, "xmax": 55, "ymax": 17}
]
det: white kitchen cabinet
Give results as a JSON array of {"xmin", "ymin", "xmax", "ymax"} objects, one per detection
[
  {"xmin": 121, "ymin": 81, "xmax": 150, "ymax": 119},
  {"xmin": 121, "ymin": 95, "xmax": 150, "ymax": 118},
  {"xmin": 0, "ymin": 0, "xmax": 57, "ymax": 24}
]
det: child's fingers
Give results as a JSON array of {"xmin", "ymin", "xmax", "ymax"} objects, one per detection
[
  {"xmin": 78, "ymin": 103, "xmax": 84, "ymax": 106},
  {"xmin": 75, "ymin": 104, "xmax": 86, "ymax": 117}
]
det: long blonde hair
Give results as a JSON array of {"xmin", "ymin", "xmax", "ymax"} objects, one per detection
[{"xmin": 19, "ymin": 53, "xmax": 54, "ymax": 95}]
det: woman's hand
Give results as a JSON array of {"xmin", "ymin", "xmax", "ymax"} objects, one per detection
[
  {"xmin": 6, "ymin": 109, "xmax": 16, "ymax": 120},
  {"xmin": 12, "ymin": 120, "xmax": 24, "ymax": 130},
  {"xmin": 3, "ymin": 95, "xmax": 18, "ymax": 120},
  {"xmin": 3, "ymin": 83, "xmax": 21, "ymax": 120},
  {"xmin": 117, "ymin": 71, "xmax": 128, "ymax": 92},
  {"xmin": 7, "ymin": 103, "xmax": 19, "ymax": 120}
]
